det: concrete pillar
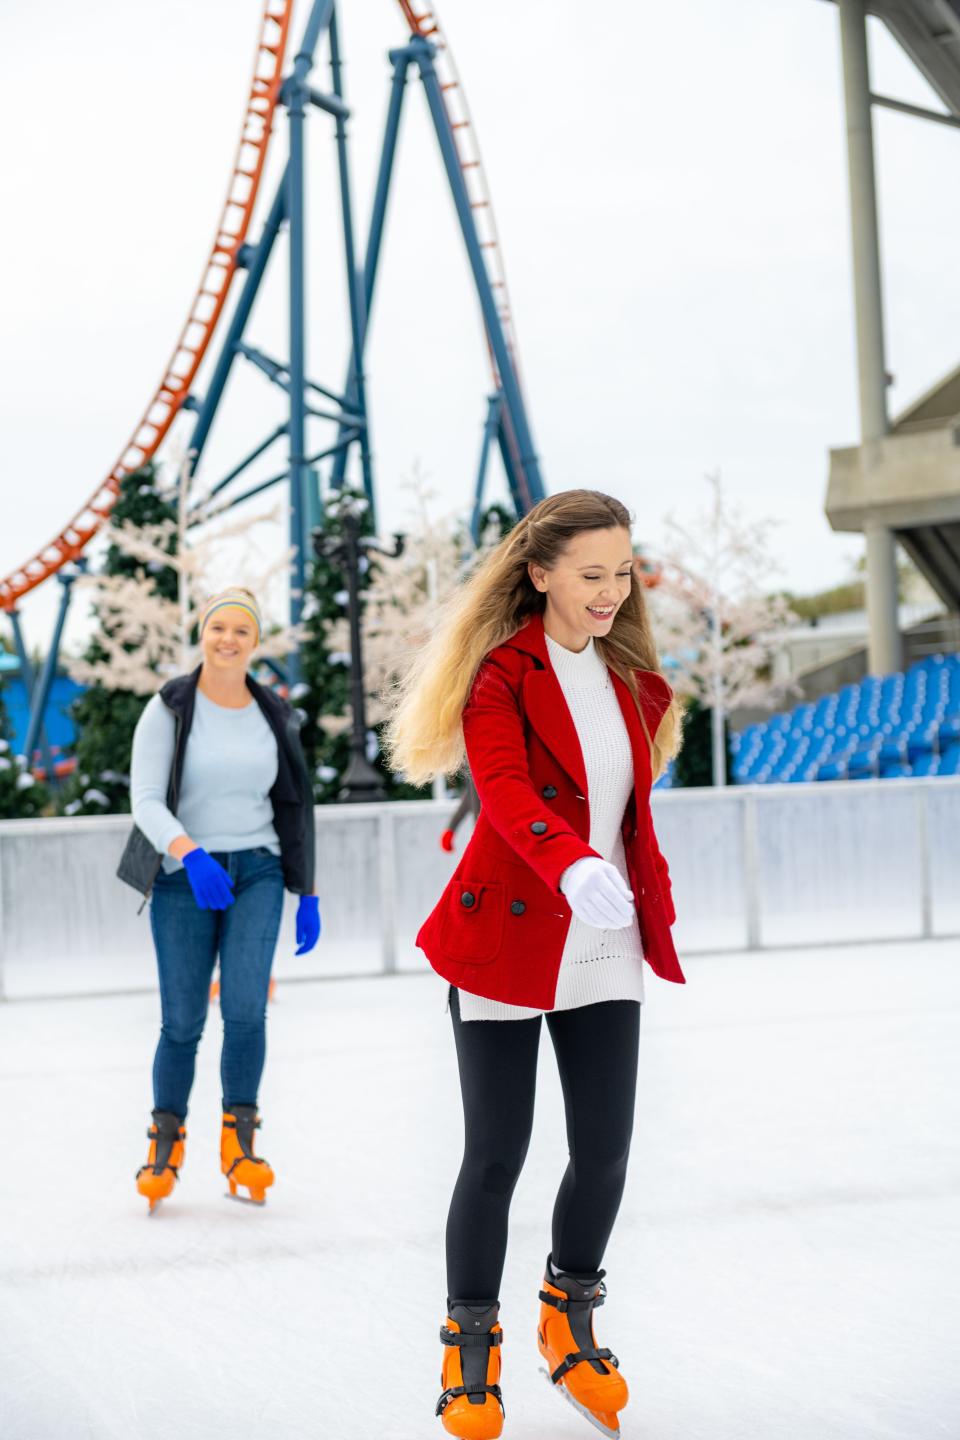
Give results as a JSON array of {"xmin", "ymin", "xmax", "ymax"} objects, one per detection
[
  {"xmin": 865, "ymin": 521, "xmax": 903, "ymax": 674},
  {"xmin": 838, "ymin": 0, "xmax": 888, "ymax": 442},
  {"xmin": 838, "ymin": 0, "xmax": 901, "ymax": 674}
]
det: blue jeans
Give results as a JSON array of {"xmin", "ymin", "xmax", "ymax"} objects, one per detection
[{"xmin": 148, "ymin": 847, "xmax": 285, "ymax": 1119}]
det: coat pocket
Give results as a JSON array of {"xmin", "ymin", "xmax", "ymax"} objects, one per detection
[{"xmin": 439, "ymin": 879, "xmax": 505, "ymax": 965}]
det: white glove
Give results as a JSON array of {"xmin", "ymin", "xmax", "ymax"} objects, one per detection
[{"xmin": 559, "ymin": 857, "xmax": 635, "ymax": 930}]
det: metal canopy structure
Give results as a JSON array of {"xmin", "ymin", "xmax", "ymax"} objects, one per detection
[
  {"xmin": 854, "ymin": 0, "xmax": 960, "ymax": 109},
  {"xmin": 817, "ymin": 0, "xmax": 960, "ymax": 673},
  {"xmin": 1, "ymin": 0, "xmax": 545, "ymax": 774}
]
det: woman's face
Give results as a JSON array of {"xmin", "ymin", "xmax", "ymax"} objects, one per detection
[
  {"xmin": 528, "ymin": 525, "xmax": 634, "ymax": 649},
  {"xmin": 200, "ymin": 606, "xmax": 259, "ymax": 675}
]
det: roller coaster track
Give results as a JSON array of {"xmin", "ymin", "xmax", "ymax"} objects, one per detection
[
  {"xmin": 395, "ymin": 3, "xmax": 529, "ymax": 490},
  {"xmin": 0, "ymin": 0, "xmax": 294, "ymax": 612},
  {"xmin": 0, "ymin": 0, "xmax": 533, "ymax": 613}
]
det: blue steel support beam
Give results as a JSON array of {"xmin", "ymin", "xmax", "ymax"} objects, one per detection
[
  {"xmin": 286, "ymin": 72, "xmax": 309, "ymax": 662},
  {"xmin": 329, "ymin": 5, "xmax": 376, "ymax": 523},
  {"xmin": 187, "ymin": 173, "xmax": 287, "ymax": 469},
  {"xmin": 330, "ymin": 45, "xmax": 412, "ymax": 493},
  {"xmin": 471, "ymin": 392, "xmax": 503, "ymax": 544},
  {"xmin": 7, "ymin": 609, "xmax": 56, "ymax": 782},
  {"xmin": 234, "ymin": 344, "xmax": 361, "ymax": 424},
  {"xmin": 233, "ymin": 345, "xmax": 362, "ymax": 424},
  {"xmin": 235, "ymin": 342, "xmax": 292, "ymax": 389},
  {"xmin": 205, "ymin": 422, "xmax": 289, "ymax": 502},
  {"xmin": 304, "ymin": 461, "xmax": 323, "ymax": 539},
  {"xmin": 188, "ymin": 430, "xmax": 359, "ymax": 522},
  {"xmin": 283, "ymin": 0, "xmax": 336, "ymax": 675},
  {"xmin": 410, "ymin": 37, "xmax": 545, "ymax": 513},
  {"xmin": 305, "ymin": 378, "xmax": 350, "ymax": 406},
  {"xmin": 496, "ymin": 411, "xmax": 526, "ymax": 517},
  {"xmin": 304, "ymin": 430, "xmax": 361, "ymax": 467},
  {"xmin": 306, "ymin": 86, "xmax": 349, "ymax": 119},
  {"xmin": 292, "ymin": 0, "xmax": 335, "ymax": 80},
  {"xmin": 22, "ymin": 565, "xmax": 84, "ymax": 776}
]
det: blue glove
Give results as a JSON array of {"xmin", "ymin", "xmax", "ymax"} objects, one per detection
[
  {"xmin": 182, "ymin": 848, "xmax": 235, "ymax": 911},
  {"xmin": 295, "ymin": 895, "xmax": 321, "ymax": 955}
]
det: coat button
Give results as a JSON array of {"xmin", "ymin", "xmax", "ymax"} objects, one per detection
[
  {"xmin": 541, "ymin": 785, "xmax": 558, "ymax": 799},
  {"xmin": 510, "ymin": 900, "xmax": 526, "ymax": 916},
  {"xmin": 460, "ymin": 891, "xmax": 476, "ymax": 908},
  {"xmin": 530, "ymin": 821, "xmax": 547, "ymax": 835}
]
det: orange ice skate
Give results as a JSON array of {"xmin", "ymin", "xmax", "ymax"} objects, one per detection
[
  {"xmin": 135, "ymin": 1110, "xmax": 186, "ymax": 1213},
  {"xmin": 221, "ymin": 1104, "xmax": 274, "ymax": 1204},
  {"xmin": 537, "ymin": 1255, "xmax": 628, "ymax": 1436},
  {"xmin": 436, "ymin": 1300, "xmax": 504, "ymax": 1438}
]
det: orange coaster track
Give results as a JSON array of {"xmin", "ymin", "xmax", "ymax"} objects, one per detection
[
  {"xmin": 1, "ymin": 0, "xmax": 533, "ymax": 613},
  {"xmin": 0, "ymin": 0, "xmax": 293, "ymax": 612}
]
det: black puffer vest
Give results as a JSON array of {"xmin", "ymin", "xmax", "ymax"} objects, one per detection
[{"xmin": 116, "ymin": 665, "xmax": 316, "ymax": 912}]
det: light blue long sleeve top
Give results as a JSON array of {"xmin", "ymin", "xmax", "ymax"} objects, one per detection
[{"xmin": 130, "ymin": 689, "xmax": 282, "ymax": 874}]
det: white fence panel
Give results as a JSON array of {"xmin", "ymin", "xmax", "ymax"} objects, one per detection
[{"xmin": 0, "ymin": 780, "xmax": 956, "ymax": 1001}]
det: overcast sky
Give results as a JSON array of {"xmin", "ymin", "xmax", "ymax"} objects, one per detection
[{"xmin": 3, "ymin": 0, "xmax": 959, "ymax": 658}]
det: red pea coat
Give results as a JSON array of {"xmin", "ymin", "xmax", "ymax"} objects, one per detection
[{"xmin": 416, "ymin": 611, "xmax": 685, "ymax": 1009}]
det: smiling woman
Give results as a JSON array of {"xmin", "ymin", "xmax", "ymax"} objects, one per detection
[
  {"xmin": 381, "ymin": 488, "xmax": 685, "ymax": 1437},
  {"xmin": 194, "ymin": 586, "xmax": 263, "ymax": 710},
  {"xmin": 121, "ymin": 582, "xmax": 321, "ymax": 1213}
]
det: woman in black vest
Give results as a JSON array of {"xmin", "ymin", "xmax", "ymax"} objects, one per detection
[{"xmin": 121, "ymin": 587, "xmax": 319, "ymax": 1211}]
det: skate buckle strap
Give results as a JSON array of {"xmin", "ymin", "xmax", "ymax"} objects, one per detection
[
  {"xmin": 224, "ymin": 1154, "xmax": 268, "ymax": 1179},
  {"xmin": 135, "ymin": 1163, "xmax": 180, "ymax": 1181},
  {"xmin": 539, "ymin": 1279, "xmax": 607, "ymax": 1313},
  {"xmin": 439, "ymin": 1326, "xmax": 502, "ymax": 1348},
  {"xmin": 435, "ymin": 1383, "xmax": 504, "ymax": 1418},
  {"xmin": 223, "ymin": 1111, "xmax": 266, "ymax": 1176},
  {"xmin": 550, "ymin": 1347, "xmax": 619, "ymax": 1386}
]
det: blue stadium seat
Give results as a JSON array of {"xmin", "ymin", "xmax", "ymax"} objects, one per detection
[
  {"xmin": 939, "ymin": 743, "xmax": 960, "ymax": 776},
  {"xmin": 729, "ymin": 651, "xmax": 960, "ymax": 786}
]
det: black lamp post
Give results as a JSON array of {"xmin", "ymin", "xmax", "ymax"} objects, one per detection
[{"xmin": 312, "ymin": 499, "xmax": 404, "ymax": 802}]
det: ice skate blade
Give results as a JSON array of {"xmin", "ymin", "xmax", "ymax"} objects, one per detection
[
  {"xmin": 538, "ymin": 1367, "xmax": 620, "ymax": 1437},
  {"xmin": 224, "ymin": 1188, "xmax": 267, "ymax": 1206}
]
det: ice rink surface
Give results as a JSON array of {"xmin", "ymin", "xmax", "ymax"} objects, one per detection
[{"xmin": 1, "ymin": 936, "xmax": 958, "ymax": 1440}]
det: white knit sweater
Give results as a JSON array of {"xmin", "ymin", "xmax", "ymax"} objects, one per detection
[{"xmin": 456, "ymin": 632, "xmax": 645, "ymax": 1021}]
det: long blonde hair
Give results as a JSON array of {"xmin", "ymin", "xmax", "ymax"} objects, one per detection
[{"xmin": 381, "ymin": 490, "xmax": 684, "ymax": 787}]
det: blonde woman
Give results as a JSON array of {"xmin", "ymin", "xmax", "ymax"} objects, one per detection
[
  {"xmin": 384, "ymin": 491, "xmax": 685, "ymax": 1439},
  {"xmin": 119, "ymin": 587, "xmax": 320, "ymax": 1211}
]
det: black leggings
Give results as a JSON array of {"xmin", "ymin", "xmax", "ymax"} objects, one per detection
[{"xmin": 446, "ymin": 986, "xmax": 641, "ymax": 1301}]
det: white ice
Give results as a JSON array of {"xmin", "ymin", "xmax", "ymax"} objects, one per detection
[{"xmin": 1, "ymin": 936, "xmax": 958, "ymax": 1440}]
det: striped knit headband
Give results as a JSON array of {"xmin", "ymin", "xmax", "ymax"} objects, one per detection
[{"xmin": 198, "ymin": 589, "xmax": 263, "ymax": 643}]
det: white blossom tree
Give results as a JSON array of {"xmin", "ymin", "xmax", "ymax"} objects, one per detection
[
  {"xmin": 67, "ymin": 451, "xmax": 305, "ymax": 696},
  {"xmin": 647, "ymin": 471, "xmax": 802, "ymax": 786}
]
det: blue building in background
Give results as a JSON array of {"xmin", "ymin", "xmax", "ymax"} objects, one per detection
[{"xmin": 0, "ymin": 652, "xmax": 84, "ymax": 777}]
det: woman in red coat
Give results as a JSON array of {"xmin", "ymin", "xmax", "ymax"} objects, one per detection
[{"xmin": 384, "ymin": 490, "xmax": 685, "ymax": 1439}]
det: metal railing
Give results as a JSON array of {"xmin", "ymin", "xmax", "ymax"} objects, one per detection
[{"xmin": 0, "ymin": 780, "xmax": 957, "ymax": 1001}]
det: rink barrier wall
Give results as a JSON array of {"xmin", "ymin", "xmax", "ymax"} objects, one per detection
[{"xmin": 0, "ymin": 780, "xmax": 957, "ymax": 1001}]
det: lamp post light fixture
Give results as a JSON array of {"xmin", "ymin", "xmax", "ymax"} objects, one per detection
[{"xmin": 312, "ymin": 498, "xmax": 404, "ymax": 802}]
